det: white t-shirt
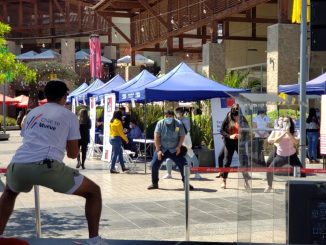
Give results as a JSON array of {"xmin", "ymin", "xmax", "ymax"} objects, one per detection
[
  {"xmin": 11, "ymin": 103, "xmax": 81, "ymax": 163},
  {"xmin": 253, "ymin": 115, "xmax": 270, "ymax": 138}
]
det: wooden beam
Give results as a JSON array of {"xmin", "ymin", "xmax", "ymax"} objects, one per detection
[
  {"xmin": 226, "ymin": 17, "xmax": 277, "ymax": 23},
  {"xmin": 98, "ymin": 11, "xmax": 133, "ymax": 18},
  {"xmin": 202, "ymin": 26, "xmax": 207, "ymax": 45},
  {"xmin": 179, "ymin": 37, "xmax": 183, "ymax": 50},
  {"xmin": 49, "ymin": 0, "xmax": 53, "ymax": 28},
  {"xmin": 137, "ymin": 0, "xmax": 168, "ymax": 29},
  {"xmin": 252, "ymin": 7, "xmax": 256, "ymax": 38},
  {"xmin": 65, "ymin": 0, "xmax": 70, "ymax": 29},
  {"xmin": 133, "ymin": 0, "xmax": 272, "ymax": 50},
  {"xmin": 77, "ymin": 1, "xmax": 82, "ymax": 31},
  {"xmin": 101, "ymin": 15, "xmax": 131, "ymax": 44},
  {"xmin": 140, "ymin": 47, "xmax": 202, "ymax": 53},
  {"xmin": 18, "ymin": 0, "xmax": 23, "ymax": 27},
  {"xmin": 53, "ymin": 0, "xmax": 64, "ymax": 16}
]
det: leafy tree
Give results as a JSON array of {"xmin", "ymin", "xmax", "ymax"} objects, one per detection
[{"xmin": 0, "ymin": 22, "xmax": 36, "ymax": 85}]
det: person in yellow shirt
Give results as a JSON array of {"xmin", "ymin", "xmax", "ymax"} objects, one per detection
[{"xmin": 109, "ymin": 110, "xmax": 129, "ymax": 173}]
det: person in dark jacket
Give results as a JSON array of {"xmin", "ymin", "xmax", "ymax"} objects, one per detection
[
  {"xmin": 76, "ymin": 108, "xmax": 91, "ymax": 169},
  {"xmin": 306, "ymin": 108, "xmax": 320, "ymax": 163},
  {"xmin": 219, "ymin": 104, "xmax": 251, "ymax": 189}
]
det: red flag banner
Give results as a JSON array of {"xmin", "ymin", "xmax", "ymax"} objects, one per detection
[{"xmin": 89, "ymin": 35, "xmax": 102, "ymax": 79}]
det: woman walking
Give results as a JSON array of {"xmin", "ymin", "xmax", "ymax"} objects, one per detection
[
  {"xmin": 76, "ymin": 108, "xmax": 91, "ymax": 169},
  {"xmin": 109, "ymin": 110, "xmax": 129, "ymax": 173},
  {"xmin": 219, "ymin": 104, "xmax": 251, "ymax": 189}
]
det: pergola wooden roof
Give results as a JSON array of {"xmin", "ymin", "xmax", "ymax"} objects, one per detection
[{"xmin": 0, "ymin": 0, "xmax": 290, "ymax": 56}]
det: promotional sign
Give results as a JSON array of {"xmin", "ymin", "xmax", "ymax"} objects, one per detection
[
  {"xmin": 320, "ymin": 95, "xmax": 326, "ymax": 154},
  {"xmin": 71, "ymin": 97, "xmax": 76, "ymax": 114},
  {"xmin": 101, "ymin": 93, "xmax": 116, "ymax": 161},
  {"xmin": 211, "ymin": 97, "xmax": 238, "ymax": 167}
]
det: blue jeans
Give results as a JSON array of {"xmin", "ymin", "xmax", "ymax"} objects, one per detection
[
  {"xmin": 109, "ymin": 136, "xmax": 125, "ymax": 170},
  {"xmin": 307, "ymin": 131, "xmax": 319, "ymax": 161},
  {"xmin": 151, "ymin": 150, "xmax": 187, "ymax": 184}
]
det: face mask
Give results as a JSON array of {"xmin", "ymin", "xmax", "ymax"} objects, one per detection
[
  {"xmin": 129, "ymin": 125, "xmax": 133, "ymax": 129},
  {"xmin": 176, "ymin": 113, "xmax": 181, "ymax": 118},
  {"xmin": 165, "ymin": 118, "xmax": 173, "ymax": 124},
  {"xmin": 278, "ymin": 119, "xmax": 283, "ymax": 128},
  {"xmin": 283, "ymin": 121, "xmax": 290, "ymax": 130}
]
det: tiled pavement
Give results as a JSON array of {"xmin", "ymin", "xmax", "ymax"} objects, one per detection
[{"xmin": 1, "ymin": 131, "xmax": 325, "ymax": 244}]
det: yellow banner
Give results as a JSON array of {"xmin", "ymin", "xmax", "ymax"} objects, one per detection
[{"xmin": 292, "ymin": 0, "xmax": 311, "ymax": 23}]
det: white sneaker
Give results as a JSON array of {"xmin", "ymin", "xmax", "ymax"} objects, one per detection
[
  {"xmin": 264, "ymin": 186, "xmax": 273, "ymax": 193},
  {"xmin": 163, "ymin": 173, "xmax": 172, "ymax": 179},
  {"xmin": 194, "ymin": 173, "xmax": 202, "ymax": 179},
  {"xmin": 87, "ymin": 236, "xmax": 109, "ymax": 245}
]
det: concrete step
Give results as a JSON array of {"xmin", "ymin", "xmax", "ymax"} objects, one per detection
[{"xmin": 25, "ymin": 239, "xmax": 233, "ymax": 245}]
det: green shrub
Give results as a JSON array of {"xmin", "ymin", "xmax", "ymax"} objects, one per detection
[{"xmin": 0, "ymin": 115, "xmax": 17, "ymax": 126}]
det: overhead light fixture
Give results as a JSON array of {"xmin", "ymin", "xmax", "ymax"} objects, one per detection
[
  {"xmin": 171, "ymin": 17, "xmax": 175, "ymax": 25},
  {"xmin": 20, "ymin": 43, "xmax": 23, "ymax": 49},
  {"xmin": 186, "ymin": 53, "xmax": 190, "ymax": 58},
  {"xmin": 203, "ymin": 8, "xmax": 207, "ymax": 14},
  {"xmin": 114, "ymin": 32, "xmax": 118, "ymax": 38},
  {"xmin": 65, "ymin": 40, "xmax": 68, "ymax": 47},
  {"xmin": 42, "ymin": 43, "xmax": 45, "ymax": 48},
  {"xmin": 141, "ymin": 25, "xmax": 145, "ymax": 32}
]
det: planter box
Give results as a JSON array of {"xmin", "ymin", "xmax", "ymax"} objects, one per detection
[
  {"xmin": 0, "ymin": 134, "xmax": 10, "ymax": 141},
  {"xmin": 194, "ymin": 148, "xmax": 215, "ymax": 167}
]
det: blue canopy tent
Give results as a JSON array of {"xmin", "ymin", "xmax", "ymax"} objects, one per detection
[
  {"xmin": 66, "ymin": 82, "xmax": 89, "ymax": 103},
  {"xmin": 73, "ymin": 79, "xmax": 104, "ymax": 103},
  {"xmin": 118, "ymin": 62, "xmax": 246, "ymax": 103},
  {"xmin": 112, "ymin": 70, "xmax": 157, "ymax": 102},
  {"xmin": 279, "ymin": 72, "xmax": 326, "ymax": 95},
  {"xmin": 33, "ymin": 49, "xmax": 61, "ymax": 60},
  {"xmin": 88, "ymin": 75, "xmax": 126, "ymax": 102},
  {"xmin": 16, "ymin": 51, "xmax": 38, "ymax": 61}
]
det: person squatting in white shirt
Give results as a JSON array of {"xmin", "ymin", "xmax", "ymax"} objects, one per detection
[{"xmin": 0, "ymin": 80, "xmax": 108, "ymax": 245}]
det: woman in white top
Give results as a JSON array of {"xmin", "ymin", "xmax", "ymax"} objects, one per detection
[{"xmin": 264, "ymin": 116, "xmax": 302, "ymax": 192}]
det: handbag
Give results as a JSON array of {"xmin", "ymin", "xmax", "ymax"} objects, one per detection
[{"xmin": 180, "ymin": 145, "xmax": 188, "ymax": 157}]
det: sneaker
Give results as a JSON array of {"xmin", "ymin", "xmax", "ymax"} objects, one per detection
[
  {"xmin": 87, "ymin": 236, "xmax": 109, "ymax": 245},
  {"xmin": 163, "ymin": 173, "xmax": 172, "ymax": 179},
  {"xmin": 147, "ymin": 183, "xmax": 159, "ymax": 190},
  {"xmin": 264, "ymin": 186, "xmax": 273, "ymax": 193},
  {"xmin": 110, "ymin": 169, "xmax": 119, "ymax": 174},
  {"xmin": 122, "ymin": 167, "xmax": 130, "ymax": 172}
]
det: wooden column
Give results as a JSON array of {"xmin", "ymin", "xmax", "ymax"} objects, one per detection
[
  {"xmin": 210, "ymin": 20, "xmax": 217, "ymax": 43},
  {"xmin": 252, "ymin": 7, "xmax": 257, "ymax": 38},
  {"xmin": 278, "ymin": 0, "xmax": 289, "ymax": 23},
  {"xmin": 202, "ymin": 26, "xmax": 207, "ymax": 44}
]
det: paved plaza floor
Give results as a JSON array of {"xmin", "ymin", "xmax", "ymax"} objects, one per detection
[{"xmin": 1, "ymin": 131, "xmax": 325, "ymax": 244}]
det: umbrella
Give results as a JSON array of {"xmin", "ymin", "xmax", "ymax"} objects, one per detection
[
  {"xmin": 14, "ymin": 95, "xmax": 29, "ymax": 108},
  {"xmin": 0, "ymin": 94, "xmax": 18, "ymax": 105},
  {"xmin": 117, "ymin": 54, "xmax": 154, "ymax": 66},
  {"xmin": 76, "ymin": 50, "xmax": 112, "ymax": 63}
]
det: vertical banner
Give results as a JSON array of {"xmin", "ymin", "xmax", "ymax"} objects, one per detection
[
  {"xmin": 211, "ymin": 97, "xmax": 238, "ymax": 167},
  {"xmin": 89, "ymin": 34, "xmax": 102, "ymax": 79},
  {"xmin": 89, "ymin": 97, "xmax": 97, "ymax": 157},
  {"xmin": 320, "ymin": 95, "xmax": 326, "ymax": 154},
  {"xmin": 101, "ymin": 93, "xmax": 116, "ymax": 161}
]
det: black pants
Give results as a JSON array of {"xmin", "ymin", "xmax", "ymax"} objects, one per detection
[
  {"xmin": 221, "ymin": 138, "xmax": 250, "ymax": 181},
  {"xmin": 77, "ymin": 143, "xmax": 88, "ymax": 166},
  {"xmin": 267, "ymin": 153, "xmax": 302, "ymax": 187}
]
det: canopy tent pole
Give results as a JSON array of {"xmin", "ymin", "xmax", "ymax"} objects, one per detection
[
  {"xmin": 299, "ymin": 0, "xmax": 307, "ymax": 168},
  {"xmin": 144, "ymin": 102, "xmax": 147, "ymax": 174},
  {"xmin": 2, "ymin": 83, "xmax": 7, "ymax": 134}
]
